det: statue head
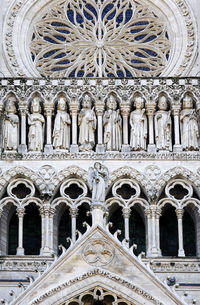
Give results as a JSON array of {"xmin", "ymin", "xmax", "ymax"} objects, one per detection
[
  {"xmin": 57, "ymin": 97, "xmax": 67, "ymax": 111},
  {"xmin": 31, "ymin": 97, "xmax": 41, "ymax": 113},
  {"xmin": 94, "ymin": 162, "xmax": 101, "ymax": 171},
  {"xmin": 134, "ymin": 96, "xmax": 144, "ymax": 109},
  {"xmin": 158, "ymin": 95, "xmax": 168, "ymax": 110},
  {"xmin": 183, "ymin": 94, "xmax": 193, "ymax": 109},
  {"xmin": 107, "ymin": 94, "xmax": 117, "ymax": 110},
  {"xmin": 5, "ymin": 98, "xmax": 17, "ymax": 114},
  {"xmin": 82, "ymin": 93, "xmax": 92, "ymax": 109}
]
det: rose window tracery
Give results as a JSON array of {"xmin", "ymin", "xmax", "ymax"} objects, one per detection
[{"xmin": 30, "ymin": 0, "xmax": 171, "ymax": 78}]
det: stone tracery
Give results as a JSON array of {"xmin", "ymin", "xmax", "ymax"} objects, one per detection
[{"xmin": 30, "ymin": 0, "xmax": 171, "ymax": 78}]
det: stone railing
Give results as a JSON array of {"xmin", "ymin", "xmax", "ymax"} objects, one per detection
[{"xmin": 0, "ymin": 77, "xmax": 200, "ymax": 158}]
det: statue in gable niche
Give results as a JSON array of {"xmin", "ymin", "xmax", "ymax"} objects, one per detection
[
  {"xmin": 78, "ymin": 93, "xmax": 96, "ymax": 151},
  {"xmin": 103, "ymin": 93, "xmax": 122, "ymax": 151},
  {"xmin": 28, "ymin": 97, "xmax": 45, "ymax": 152},
  {"xmin": 53, "ymin": 97, "xmax": 71, "ymax": 150},
  {"xmin": 154, "ymin": 94, "xmax": 172, "ymax": 151},
  {"xmin": 130, "ymin": 96, "xmax": 147, "ymax": 150},
  {"xmin": 180, "ymin": 94, "xmax": 199, "ymax": 150},
  {"xmin": 3, "ymin": 98, "xmax": 19, "ymax": 151},
  {"xmin": 88, "ymin": 162, "xmax": 109, "ymax": 204}
]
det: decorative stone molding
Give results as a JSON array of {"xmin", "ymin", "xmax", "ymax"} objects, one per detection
[
  {"xmin": 156, "ymin": 166, "xmax": 200, "ymax": 198},
  {"xmin": 0, "ymin": 257, "xmax": 53, "ymax": 271},
  {"xmin": 30, "ymin": 268, "xmax": 163, "ymax": 305},
  {"xmin": 0, "ymin": 166, "xmax": 45, "ymax": 196},
  {"xmin": 82, "ymin": 239, "xmax": 115, "ymax": 267},
  {"xmin": 144, "ymin": 259, "xmax": 200, "ymax": 273}
]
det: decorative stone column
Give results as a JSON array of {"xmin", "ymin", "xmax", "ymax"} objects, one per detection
[
  {"xmin": 155, "ymin": 208, "xmax": 161, "ymax": 256},
  {"xmin": 44, "ymin": 99, "xmax": 54, "ymax": 153},
  {"xmin": 120, "ymin": 99, "xmax": 131, "ymax": 152},
  {"xmin": 70, "ymin": 207, "xmax": 78, "ymax": 243},
  {"xmin": 0, "ymin": 100, "xmax": 4, "ymax": 153},
  {"xmin": 40, "ymin": 207, "xmax": 45, "ymax": 255},
  {"xmin": 18, "ymin": 99, "xmax": 28, "ymax": 153},
  {"xmin": 0, "ymin": 208, "xmax": 3, "ymax": 255},
  {"xmin": 69, "ymin": 98, "xmax": 79, "ymax": 153},
  {"xmin": 91, "ymin": 204, "xmax": 107, "ymax": 227},
  {"xmin": 176, "ymin": 208, "xmax": 185, "ymax": 257},
  {"xmin": 123, "ymin": 207, "xmax": 131, "ymax": 242},
  {"xmin": 49, "ymin": 207, "xmax": 55, "ymax": 254},
  {"xmin": 172, "ymin": 102, "xmax": 182, "ymax": 152},
  {"xmin": 16, "ymin": 207, "xmax": 25, "ymax": 255},
  {"xmin": 146, "ymin": 101, "xmax": 156, "ymax": 153},
  {"xmin": 95, "ymin": 99, "xmax": 105, "ymax": 152},
  {"xmin": 40, "ymin": 204, "xmax": 51, "ymax": 256},
  {"xmin": 145, "ymin": 208, "xmax": 152, "ymax": 257},
  {"xmin": 150, "ymin": 205, "xmax": 160, "ymax": 257}
]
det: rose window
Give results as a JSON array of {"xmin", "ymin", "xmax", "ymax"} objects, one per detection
[{"xmin": 30, "ymin": 0, "xmax": 171, "ymax": 77}]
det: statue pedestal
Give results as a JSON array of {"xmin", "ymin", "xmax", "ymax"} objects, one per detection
[
  {"xmin": 91, "ymin": 204, "xmax": 107, "ymax": 227},
  {"xmin": 173, "ymin": 144, "xmax": 182, "ymax": 152},
  {"xmin": 44, "ymin": 144, "xmax": 53, "ymax": 154},
  {"xmin": 18, "ymin": 144, "xmax": 27, "ymax": 154},
  {"xmin": 70, "ymin": 144, "xmax": 79, "ymax": 153},
  {"xmin": 96, "ymin": 144, "xmax": 105, "ymax": 153},
  {"xmin": 122, "ymin": 144, "xmax": 130, "ymax": 152},
  {"xmin": 147, "ymin": 144, "xmax": 156, "ymax": 153}
]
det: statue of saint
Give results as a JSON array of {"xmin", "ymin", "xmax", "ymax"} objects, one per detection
[
  {"xmin": 180, "ymin": 94, "xmax": 199, "ymax": 150},
  {"xmin": 103, "ymin": 94, "xmax": 122, "ymax": 151},
  {"xmin": 28, "ymin": 97, "xmax": 45, "ymax": 152},
  {"xmin": 53, "ymin": 97, "xmax": 71, "ymax": 150},
  {"xmin": 88, "ymin": 162, "xmax": 109, "ymax": 203},
  {"xmin": 3, "ymin": 98, "xmax": 19, "ymax": 151},
  {"xmin": 130, "ymin": 96, "xmax": 147, "ymax": 150},
  {"xmin": 78, "ymin": 94, "xmax": 96, "ymax": 151},
  {"xmin": 154, "ymin": 95, "xmax": 172, "ymax": 151}
]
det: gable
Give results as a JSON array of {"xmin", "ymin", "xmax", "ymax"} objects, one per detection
[{"xmin": 12, "ymin": 226, "xmax": 185, "ymax": 305}]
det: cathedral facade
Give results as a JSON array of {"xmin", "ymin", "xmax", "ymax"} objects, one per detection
[{"xmin": 0, "ymin": 0, "xmax": 200, "ymax": 304}]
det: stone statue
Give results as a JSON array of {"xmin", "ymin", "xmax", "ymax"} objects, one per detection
[
  {"xmin": 154, "ymin": 95, "xmax": 172, "ymax": 151},
  {"xmin": 78, "ymin": 93, "xmax": 96, "ymax": 151},
  {"xmin": 130, "ymin": 96, "xmax": 147, "ymax": 150},
  {"xmin": 88, "ymin": 162, "xmax": 109, "ymax": 203},
  {"xmin": 53, "ymin": 97, "xmax": 71, "ymax": 150},
  {"xmin": 180, "ymin": 94, "xmax": 199, "ymax": 150},
  {"xmin": 28, "ymin": 97, "xmax": 45, "ymax": 152},
  {"xmin": 3, "ymin": 98, "xmax": 19, "ymax": 151},
  {"xmin": 103, "ymin": 94, "xmax": 122, "ymax": 151}
]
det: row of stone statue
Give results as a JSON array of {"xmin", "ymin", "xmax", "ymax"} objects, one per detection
[{"xmin": 2, "ymin": 92, "xmax": 199, "ymax": 152}]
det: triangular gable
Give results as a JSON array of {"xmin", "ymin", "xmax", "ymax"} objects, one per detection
[{"xmin": 12, "ymin": 225, "xmax": 186, "ymax": 305}]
